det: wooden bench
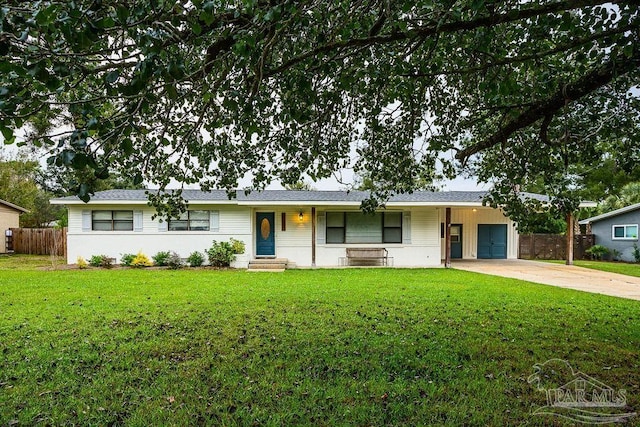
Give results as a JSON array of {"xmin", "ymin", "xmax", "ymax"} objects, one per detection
[{"xmin": 345, "ymin": 248, "xmax": 390, "ymax": 266}]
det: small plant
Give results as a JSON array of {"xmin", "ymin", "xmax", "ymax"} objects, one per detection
[
  {"xmin": 131, "ymin": 252, "xmax": 153, "ymax": 268},
  {"xmin": 206, "ymin": 239, "xmax": 245, "ymax": 267},
  {"xmin": 585, "ymin": 245, "xmax": 610, "ymax": 261},
  {"xmin": 230, "ymin": 238, "xmax": 246, "ymax": 255},
  {"xmin": 166, "ymin": 252, "xmax": 183, "ymax": 270},
  {"xmin": 633, "ymin": 244, "xmax": 640, "ymax": 263},
  {"xmin": 187, "ymin": 251, "xmax": 205, "ymax": 267},
  {"xmin": 89, "ymin": 255, "xmax": 103, "ymax": 267},
  {"xmin": 152, "ymin": 251, "xmax": 171, "ymax": 266},
  {"xmin": 610, "ymin": 249, "xmax": 622, "ymax": 262},
  {"xmin": 89, "ymin": 254, "xmax": 113, "ymax": 268},
  {"xmin": 120, "ymin": 253, "xmax": 136, "ymax": 266},
  {"xmin": 77, "ymin": 256, "xmax": 88, "ymax": 269}
]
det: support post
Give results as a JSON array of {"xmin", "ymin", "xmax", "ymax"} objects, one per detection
[
  {"xmin": 445, "ymin": 207, "xmax": 452, "ymax": 268},
  {"xmin": 311, "ymin": 206, "xmax": 316, "ymax": 267},
  {"xmin": 566, "ymin": 212, "xmax": 574, "ymax": 265}
]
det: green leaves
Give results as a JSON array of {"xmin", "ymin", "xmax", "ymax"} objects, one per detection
[{"xmin": 0, "ymin": 0, "xmax": 638, "ymax": 209}]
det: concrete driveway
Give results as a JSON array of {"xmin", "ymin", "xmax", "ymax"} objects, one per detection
[{"xmin": 453, "ymin": 259, "xmax": 640, "ymax": 301}]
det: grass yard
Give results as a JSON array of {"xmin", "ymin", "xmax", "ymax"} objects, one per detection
[
  {"xmin": 548, "ymin": 259, "xmax": 640, "ymax": 278},
  {"xmin": 1, "ymin": 255, "xmax": 639, "ymax": 426}
]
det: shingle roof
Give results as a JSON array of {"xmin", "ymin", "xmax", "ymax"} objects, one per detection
[
  {"xmin": 50, "ymin": 189, "xmax": 550, "ymax": 205},
  {"xmin": 237, "ymin": 190, "xmax": 494, "ymax": 203},
  {"xmin": 579, "ymin": 203, "xmax": 640, "ymax": 225}
]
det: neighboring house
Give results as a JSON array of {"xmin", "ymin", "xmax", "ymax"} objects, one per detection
[
  {"xmin": 50, "ymin": 189, "xmax": 546, "ymax": 267},
  {"xmin": 580, "ymin": 203, "xmax": 640, "ymax": 262},
  {"xmin": 0, "ymin": 199, "xmax": 28, "ymax": 254}
]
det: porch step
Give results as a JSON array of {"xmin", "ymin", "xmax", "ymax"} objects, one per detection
[{"xmin": 248, "ymin": 258, "xmax": 289, "ymax": 271}]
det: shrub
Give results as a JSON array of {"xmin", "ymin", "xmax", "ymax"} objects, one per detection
[
  {"xmin": 89, "ymin": 255, "xmax": 103, "ymax": 267},
  {"xmin": 611, "ymin": 249, "xmax": 622, "ymax": 262},
  {"xmin": 120, "ymin": 253, "xmax": 136, "ymax": 266},
  {"xmin": 633, "ymin": 244, "xmax": 640, "ymax": 263},
  {"xmin": 585, "ymin": 245, "xmax": 610, "ymax": 261},
  {"xmin": 77, "ymin": 256, "xmax": 88, "ymax": 269},
  {"xmin": 205, "ymin": 239, "xmax": 245, "ymax": 267},
  {"xmin": 187, "ymin": 251, "xmax": 205, "ymax": 267},
  {"xmin": 152, "ymin": 251, "xmax": 171, "ymax": 266},
  {"xmin": 89, "ymin": 255, "xmax": 113, "ymax": 268},
  {"xmin": 166, "ymin": 252, "xmax": 183, "ymax": 270},
  {"xmin": 131, "ymin": 252, "xmax": 153, "ymax": 268},
  {"xmin": 230, "ymin": 238, "xmax": 246, "ymax": 255}
]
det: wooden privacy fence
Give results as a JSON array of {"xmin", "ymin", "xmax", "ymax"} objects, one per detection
[
  {"xmin": 9, "ymin": 228, "xmax": 67, "ymax": 257},
  {"xmin": 519, "ymin": 234, "xmax": 594, "ymax": 260}
]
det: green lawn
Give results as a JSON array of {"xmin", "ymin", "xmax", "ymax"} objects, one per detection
[
  {"xmin": 548, "ymin": 259, "xmax": 640, "ymax": 278},
  {"xmin": 1, "ymin": 256, "xmax": 639, "ymax": 425}
]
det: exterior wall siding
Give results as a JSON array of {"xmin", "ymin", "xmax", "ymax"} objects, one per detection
[
  {"xmin": 0, "ymin": 207, "xmax": 21, "ymax": 253},
  {"xmin": 315, "ymin": 207, "xmax": 441, "ymax": 267},
  {"xmin": 440, "ymin": 207, "xmax": 518, "ymax": 260},
  {"xmin": 590, "ymin": 209, "xmax": 640, "ymax": 262},
  {"xmin": 67, "ymin": 205, "xmax": 253, "ymax": 266},
  {"xmin": 64, "ymin": 202, "xmax": 516, "ymax": 267}
]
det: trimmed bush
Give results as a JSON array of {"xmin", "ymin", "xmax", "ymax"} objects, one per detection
[
  {"xmin": 131, "ymin": 252, "xmax": 153, "ymax": 268},
  {"xmin": 120, "ymin": 253, "xmax": 136, "ymax": 266},
  {"xmin": 187, "ymin": 251, "xmax": 205, "ymax": 267},
  {"xmin": 89, "ymin": 255, "xmax": 113, "ymax": 268},
  {"xmin": 152, "ymin": 251, "xmax": 171, "ymax": 266},
  {"xmin": 166, "ymin": 252, "xmax": 183, "ymax": 270}
]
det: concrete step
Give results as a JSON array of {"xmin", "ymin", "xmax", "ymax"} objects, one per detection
[{"xmin": 248, "ymin": 258, "xmax": 289, "ymax": 271}]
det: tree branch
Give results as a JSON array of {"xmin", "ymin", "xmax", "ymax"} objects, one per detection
[
  {"xmin": 266, "ymin": 0, "xmax": 624, "ymax": 77},
  {"xmin": 456, "ymin": 48, "xmax": 640, "ymax": 163}
]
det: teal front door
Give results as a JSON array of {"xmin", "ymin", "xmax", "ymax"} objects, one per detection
[
  {"xmin": 477, "ymin": 224, "xmax": 507, "ymax": 259},
  {"xmin": 256, "ymin": 212, "xmax": 275, "ymax": 257}
]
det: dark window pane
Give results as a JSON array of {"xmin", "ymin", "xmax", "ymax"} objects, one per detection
[
  {"xmin": 383, "ymin": 228, "xmax": 402, "ymax": 243},
  {"xmin": 92, "ymin": 221, "xmax": 113, "ymax": 231},
  {"xmin": 326, "ymin": 228, "xmax": 345, "ymax": 244},
  {"xmin": 384, "ymin": 212, "xmax": 402, "ymax": 227},
  {"xmin": 113, "ymin": 211, "xmax": 133, "ymax": 220},
  {"xmin": 345, "ymin": 212, "xmax": 382, "ymax": 243},
  {"xmin": 614, "ymin": 227, "xmax": 625, "ymax": 238},
  {"xmin": 92, "ymin": 211, "xmax": 112, "ymax": 221},
  {"xmin": 190, "ymin": 220, "xmax": 210, "ymax": 231},
  {"xmin": 169, "ymin": 220, "xmax": 189, "ymax": 231},
  {"xmin": 326, "ymin": 212, "xmax": 344, "ymax": 227},
  {"xmin": 113, "ymin": 221, "xmax": 133, "ymax": 231}
]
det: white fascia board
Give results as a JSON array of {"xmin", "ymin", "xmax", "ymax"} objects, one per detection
[{"xmin": 237, "ymin": 201, "xmax": 488, "ymax": 207}]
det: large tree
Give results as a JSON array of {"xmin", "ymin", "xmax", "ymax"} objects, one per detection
[
  {"xmin": 1, "ymin": 1, "xmax": 639, "ymax": 213},
  {"xmin": 0, "ymin": 154, "xmax": 62, "ymax": 227}
]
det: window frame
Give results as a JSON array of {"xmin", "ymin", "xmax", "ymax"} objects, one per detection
[
  {"xmin": 92, "ymin": 210, "xmax": 134, "ymax": 231},
  {"xmin": 382, "ymin": 212, "xmax": 403, "ymax": 244},
  {"xmin": 612, "ymin": 224, "xmax": 638, "ymax": 240},
  {"xmin": 325, "ymin": 211, "xmax": 403, "ymax": 244},
  {"xmin": 326, "ymin": 212, "xmax": 346, "ymax": 244},
  {"xmin": 168, "ymin": 210, "xmax": 210, "ymax": 232}
]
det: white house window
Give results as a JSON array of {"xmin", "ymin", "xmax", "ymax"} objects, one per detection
[
  {"xmin": 612, "ymin": 224, "xmax": 638, "ymax": 240},
  {"xmin": 92, "ymin": 210, "xmax": 133, "ymax": 231},
  {"xmin": 326, "ymin": 212, "xmax": 402, "ymax": 244},
  {"xmin": 169, "ymin": 210, "xmax": 210, "ymax": 231}
]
